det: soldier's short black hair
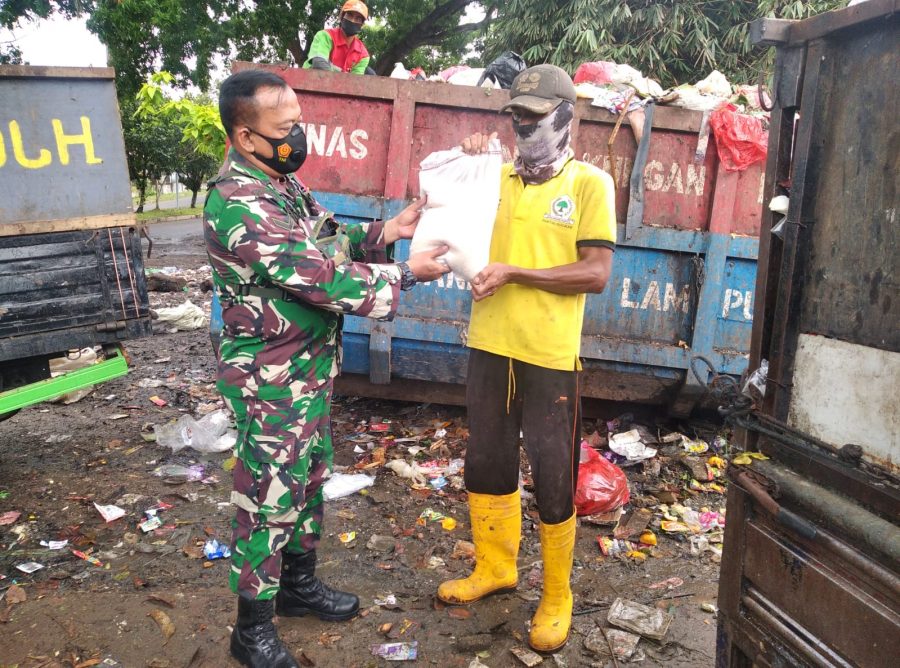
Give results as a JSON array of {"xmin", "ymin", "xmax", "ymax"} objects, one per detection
[{"xmin": 219, "ymin": 69, "xmax": 290, "ymax": 138}]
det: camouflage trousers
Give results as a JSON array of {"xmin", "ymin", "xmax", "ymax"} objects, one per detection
[{"xmin": 223, "ymin": 383, "xmax": 334, "ymax": 601}]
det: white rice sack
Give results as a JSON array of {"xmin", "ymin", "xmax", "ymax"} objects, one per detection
[{"xmin": 410, "ymin": 139, "xmax": 502, "ymax": 282}]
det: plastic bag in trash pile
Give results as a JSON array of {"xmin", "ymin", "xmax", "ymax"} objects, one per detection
[
  {"xmin": 477, "ymin": 51, "xmax": 526, "ymax": 89},
  {"xmin": 710, "ymin": 104, "xmax": 768, "ymax": 172},
  {"xmin": 410, "ymin": 138, "xmax": 503, "ymax": 282},
  {"xmin": 575, "ymin": 442, "xmax": 630, "ymax": 516},
  {"xmin": 154, "ymin": 409, "xmax": 237, "ymax": 453},
  {"xmin": 154, "ymin": 300, "xmax": 207, "ymax": 331}
]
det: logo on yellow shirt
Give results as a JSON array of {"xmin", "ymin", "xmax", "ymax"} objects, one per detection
[{"xmin": 544, "ymin": 195, "xmax": 575, "ymax": 226}]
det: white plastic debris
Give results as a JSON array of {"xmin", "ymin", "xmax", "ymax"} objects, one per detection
[
  {"xmin": 384, "ymin": 459, "xmax": 427, "ymax": 486},
  {"xmin": 608, "ymin": 429, "xmax": 658, "ymax": 462},
  {"xmin": 390, "ymin": 62, "xmax": 410, "ymax": 79},
  {"xmin": 154, "ymin": 409, "xmax": 236, "ymax": 453},
  {"xmin": 695, "ymin": 70, "xmax": 732, "ymax": 98},
  {"xmin": 323, "ymin": 472, "xmax": 375, "ymax": 500},
  {"xmin": 94, "ymin": 503, "xmax": 127, "ymax": 523},
  {"xmin": 768, "ymin": 195, "xmax": 790, "ymax": 214},
  {"xmin": 607, "ymin": 597, "xmax": 673, "ymax": 641},
  {"xmin": 154, "ymin": 300, "xmax": 207, "ymax": 331}
]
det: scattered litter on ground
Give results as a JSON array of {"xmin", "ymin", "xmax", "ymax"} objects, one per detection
[
  {"xmin": 202, "ymin": 539, "xmax": 231, "ymax": 560},
  {"xmin": 323, "ymin": 472, "xmax": 376, "ymax": 500},
  {"xmin": 371, "ymin": 641, "xmax": 418, "ymax": 661},
  {"xmin": 94, "ymin": 503, "xmax": 127, "ymax": 523},
  {"xmin": 510, "ymin": 646, "xmax": 544, "ymax": 666},
  {"xmin": 147, "ymin": 609, "xmax": 176, "ymax": 644},
  {"xmin": 72, "ymin": 550, "xmax": 103, "ymax": 567},
  {"xmin": 0, "ymin": 511, "xmax": 21, "ymax": 526},
  {"xmin": 154, "ymin": 409, "xmax": 235, "ymax": 453},
  {"xmin": 39, "ymin": 539, "xmax": 69, "ymax": 550},
  {"xmin": 15, "ymin": 561, "xmax": 44, "ymax": 574},
  {"xmin": 608, "ymin": 597, "xmax": 673, "ymax": 641},
  {"xmin": 154, "ymin": 300, "xmax": 207, "ymax": 331}
]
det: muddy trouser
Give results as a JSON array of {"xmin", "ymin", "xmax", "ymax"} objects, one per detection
[
  {"xmin": 223, "ymin": 382, "xmax": 334, "ymax": 601},
  {"xmin": 464, "ymin": 349, "xmax": 581, "ymax": 524}
]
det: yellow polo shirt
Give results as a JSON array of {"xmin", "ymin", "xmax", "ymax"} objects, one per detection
[{"xmin": 467, "ymin": 159, "xmax": 616, "ymax": 371}]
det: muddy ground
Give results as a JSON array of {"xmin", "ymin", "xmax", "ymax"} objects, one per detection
[{"xmin": 0, "ymin": 224, "xmax": 726, "ymax": 668}]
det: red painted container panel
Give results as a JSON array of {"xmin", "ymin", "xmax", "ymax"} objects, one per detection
[
  {"xmin": 292, "ymin": 92, "xmax": 393, "ymax": 197},
  {"xmin": 238, "ymin": 63, "xmax": 763, "ymax": 238}
]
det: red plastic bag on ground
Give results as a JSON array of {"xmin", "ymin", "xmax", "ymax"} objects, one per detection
[
  {"xmin": 710, "ymin": 103, "xmax": 768, "ymax": 172},
  {"xmin": 575, "ymin": 443, "xmax": 630, "ymax": 516},
  {"xmin": 573, "ymin": 61, "xmax": 617, "ymax": 85}
]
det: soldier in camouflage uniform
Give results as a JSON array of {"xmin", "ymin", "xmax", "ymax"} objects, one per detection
[{"xmin": 205, "ymin": 69, "xmax": 449, "ymax": 668}]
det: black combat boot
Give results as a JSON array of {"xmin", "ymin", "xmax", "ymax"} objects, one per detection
[
  {"xmin": 230, "ymin": 596, "xmax": 299, "ymax": 668},
  {"xmin": 276, "ymin": 550, "xmax": 360, "ymax": 621}
]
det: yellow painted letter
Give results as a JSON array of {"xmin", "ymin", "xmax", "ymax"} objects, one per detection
[
  {"xmin": 0, "ymin": 130, "xmax": 6, "ymax": 168},
  {"xmin": 52, "ymin": 116, "xmax": 103, "ymax": 165},
  {"xmin": 9, "ymin": 120, "xmax": 52, "ymax": 169}
]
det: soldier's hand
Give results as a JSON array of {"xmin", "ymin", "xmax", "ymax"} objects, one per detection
[
  {"xmin": 385, "ymin": 195, "xmax": 428, "ymax": 245},
  {"xmin": 461, "ymin": 132, "xmax": 498, "ymax": 155},
  {"xmin": 407, "ymin": 245, "xmax": 451, "ymax": 282}
]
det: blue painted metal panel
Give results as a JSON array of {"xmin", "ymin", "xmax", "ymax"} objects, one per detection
[{"xmin": 209, "ymin": 190, "xmax": 759, "ymax": 405}]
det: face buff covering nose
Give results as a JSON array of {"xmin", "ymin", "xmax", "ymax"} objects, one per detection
[
  {"xmin": 341, "ymin": 18, "xmax": 363, "ymax": 36},
  {"xmin": 512, "ymin": 101, "xmax": 574, "ymax": 185}
]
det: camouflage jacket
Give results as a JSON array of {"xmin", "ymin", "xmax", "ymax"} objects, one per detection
[{"xmin": 204, "ymin": 149, "xmax": 401, "ymax": 400}]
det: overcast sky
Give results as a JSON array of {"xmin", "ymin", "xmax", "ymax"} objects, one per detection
[{"xmin": 1, "ymin": 15, "xmax": 107, "ymax": 67}]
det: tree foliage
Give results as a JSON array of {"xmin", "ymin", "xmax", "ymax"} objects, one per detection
[
  {"xmin": 135, "ymin": 72, "xmax": 225, "ymax": 207},
  {"xmin": 3, "ymin": 1, "xmax": 492, "ymax": 96},
  {"xmin": 484, "ymin": 0, "xmax": 846, "ymax": 87},
  {"xmin": 0, "ymin": 43, "xmax": 24, "ymax": 64},
  {"xmin": 120, "ymin": 97, "xmax": 181, "ymax": 213},
  {"xmin": 364, "ymin": 0, "xmax": 494, "ymax": 75}
]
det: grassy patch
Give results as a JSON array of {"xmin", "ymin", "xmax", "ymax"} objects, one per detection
[{"xmin": 136, "ymin": 207, "xmax": 202, "ymax": 221}]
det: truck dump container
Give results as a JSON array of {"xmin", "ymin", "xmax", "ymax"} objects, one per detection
[
  {"xmin": 0, "ymin": 66, "xmax": 151, "ymax": 415},
  {"xmin": 232, "ymin": 61, "xmax": 766, "ymax": 414},
  {"xmin": 717, "ymin": 1, "xmax": 899, "ymax": 664}
]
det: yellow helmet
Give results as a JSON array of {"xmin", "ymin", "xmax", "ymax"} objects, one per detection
[{"xmin": 341, "ymin": 1, "xmax": 368, "ymax": 20}]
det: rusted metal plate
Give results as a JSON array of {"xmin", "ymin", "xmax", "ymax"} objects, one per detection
[
  {"xmin": 723, "ymin": 7, "xmax": 900, "ymax": 667},
  {"xmin": 795, "ymin": 16, "xmax": 899, "ymax": 353},
  {"xmin": 743, "ymin": 519, "xmax": 899, "ymax": 665}
]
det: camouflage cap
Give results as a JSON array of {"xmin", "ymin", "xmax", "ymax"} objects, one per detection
[{"xmin": 500, "ymin": 64, "xmax": 577, "ymax": 115}]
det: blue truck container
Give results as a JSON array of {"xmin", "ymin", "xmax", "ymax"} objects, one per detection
[{"xmin": 218, "ymin": 64, "xmax": 765, "ymax": 415}]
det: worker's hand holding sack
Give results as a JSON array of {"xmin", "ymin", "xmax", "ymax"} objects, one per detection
[{"xmin": 409, "ymin": 135, "xmax": 503, "ymax": 282}]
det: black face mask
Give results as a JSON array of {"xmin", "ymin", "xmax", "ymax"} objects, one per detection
[
  {"xmin": 341, "ymin": 18, "xmax": 363, "ymax": 37},
  {"xmin": 248, "ymin": 123, "xmax": 307, "ymax": 174}
]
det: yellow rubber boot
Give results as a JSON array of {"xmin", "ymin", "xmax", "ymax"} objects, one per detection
[
  {"xmin": 529, "ymin": 513, "xmax": 576, "ymax": 652},
  {"xmin": 437, "ymin": 490, "xmax": 521, "ymax": 604}
]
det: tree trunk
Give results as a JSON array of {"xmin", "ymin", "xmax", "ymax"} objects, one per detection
[
  {"xmin": 287, "ymin": 37, "xmax": 305, "ymax": 67},
  {"xmin": 191, "ymin": 189, "xmax": 199, "ymax": 208},
  {"xmin": 373, "ymin": 0, "xmax": 491, "ymax": 75},
  {"xmin": 136, "ymin": 179, "xmax": 148, "ymax": 213},
  {"xmin": 153, "ymin": 180, "xmax": 162, "ymax": 210}
]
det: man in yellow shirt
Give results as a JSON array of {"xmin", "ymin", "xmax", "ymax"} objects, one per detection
[{"xmin": 437, "ymin": 64, "xmax": 616, "ymax": 653}]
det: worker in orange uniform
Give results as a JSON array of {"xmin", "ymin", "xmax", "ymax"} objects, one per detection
[{"xmin": 304, "ymin": 1, "xmax": 371, "ymax": 75}]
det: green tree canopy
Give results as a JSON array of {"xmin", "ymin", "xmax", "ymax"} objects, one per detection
[
  {"xmin": 2, "ymin": 1, "xmax": 493, "ymax": 96},
  {"xmin": 484, "ymin": 0, "xmax": 846, "ymax": 88},
  {"xmin": 120, "ymin": 96, "xmax": 181, "ymax": 212},
  {"xmin": 135, "ymin": 72, "xmax": 225, "ymax": 207}
]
